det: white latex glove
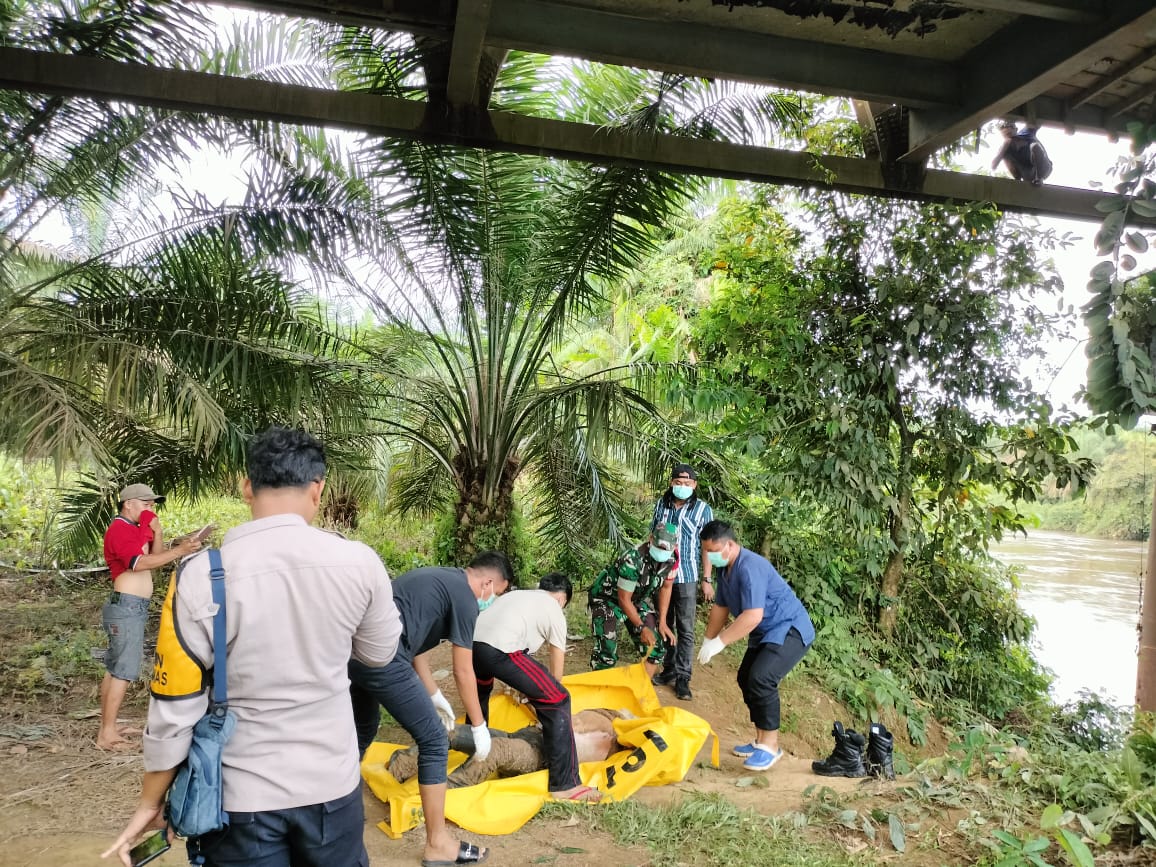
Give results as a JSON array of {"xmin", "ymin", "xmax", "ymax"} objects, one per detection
[
  {"xmin": 471, "ymin": 724, "xmax": 492, "ymax": 761},
  {"xmin": 697, "ymin": 635, "xmax": 726, "ymax": 665},
  {"xmin": 430, "ymin": 689, "xmax": 456, "ymax": 732}
]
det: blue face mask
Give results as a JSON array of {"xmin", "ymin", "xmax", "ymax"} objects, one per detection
[
  {"xmin": 707, "ymin": 551, "xmax": 729, "ymax": 568},
  {"xmin": 671, "ymin": 484, "xmax": 694, "ymax": 500},
  {"xmin": 649, "ymin": 545, "xmax": 674, "ymax": 563},
  {"xmin": 478, "ymin": 593, "xmax": 497, "ymax": 612}
]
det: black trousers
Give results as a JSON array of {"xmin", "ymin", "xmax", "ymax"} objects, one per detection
[
  {"xmin": 192, "ymin": 787, "xmax": 367, "ymax": 867},
  {"xmin": 661, "ymin": 582, "xmax": 698, "ymax": 681},
  {"xmin": 348, "ymin": 654, "xmax": 449, "ymax": 786},
  {"xmin": 472, "ymin": 641, "xmax": 580, "ymax": 792},
  {"xmin": 736, "ymin": 627, "xmax": 809, "ymax": 732}
]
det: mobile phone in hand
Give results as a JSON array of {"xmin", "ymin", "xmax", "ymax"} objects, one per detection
[
  {"xmin": 191, "ymin": 524, "xmax": 216, "ymax": 544},
  {"xmin": 129, "ymin": 829, "xmax": 171, "ymax": 867}
]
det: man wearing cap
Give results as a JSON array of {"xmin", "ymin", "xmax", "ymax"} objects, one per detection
[
  {"xmin": 588, "ymin": 523, "xmax": 679, "ymax": 676},
  {"xmin": 651, "ymin": 463, "xmax": 714, "ymax": 701},
  {"xmin": 98, "ymin": 483, "xmax": 202, "ymax": 750}
]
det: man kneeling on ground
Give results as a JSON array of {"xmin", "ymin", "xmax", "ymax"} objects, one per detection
[{"xmin": 471, "ymin": 572, "xmax": 601, "ymax": 802}]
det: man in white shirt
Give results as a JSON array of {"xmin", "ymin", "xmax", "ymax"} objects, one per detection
[{"xmin": 471, "ymin": 572, "xmax": 601, "ymax": 802}]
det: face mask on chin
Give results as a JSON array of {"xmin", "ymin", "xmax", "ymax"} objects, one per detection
[
  {"xmin": 671, "ymin": 484, "xmax": 694, "ymax": 500},
  {"xmin": 649, "ymin": 544, "xmax": 674, "ymax": 563},
  {"xmin": 707, "ymin": 550, "xmax": 729, "ymax": 568},
  {"xmin": 477, "ymin": 593, "xmax": 497, "ymax": 611}
]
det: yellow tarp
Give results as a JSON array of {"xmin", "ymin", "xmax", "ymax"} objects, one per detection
[{"xmin": 361, "ymin": 662, "xmax": 720, "ymax": 837}]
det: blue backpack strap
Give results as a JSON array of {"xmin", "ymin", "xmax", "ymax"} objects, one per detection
[{"xmin": 206, "ymin": 548, "xmax": 228, "ymax": 710}]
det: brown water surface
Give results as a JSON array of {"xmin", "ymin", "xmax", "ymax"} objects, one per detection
[{"xmin": 993, "ymin": 530, "xmax": 1143, "ymax": 706}]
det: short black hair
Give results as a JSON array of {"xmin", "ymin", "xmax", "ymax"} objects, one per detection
[
  {"xmin": 701, "ymin": 519, "xmax": 738, "ymax": 544},
  {"xmin": 247, "ymin": 427, "xmax": 327, "ymax": 493},
  {"xmin": 468, "ymin": 550, "xmax": 516, "ymax": 589},
  {"xmin": 538, "ymin": 571, "xmax": 573, "ymax": 606}
]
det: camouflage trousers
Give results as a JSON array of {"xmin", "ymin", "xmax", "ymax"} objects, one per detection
[{"xmin": 589, "ymin": 596, "xmax": 666, "ymax": 670}]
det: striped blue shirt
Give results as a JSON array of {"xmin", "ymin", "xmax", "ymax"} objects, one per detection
[{"xmin": 652, "ymin": 496, "xmax": 713, "ymax": 584}]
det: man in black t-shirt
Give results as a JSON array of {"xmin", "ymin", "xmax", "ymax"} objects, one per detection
[{"xmin": 349, "ymin": 551, "xmax": 513, "ymax": 867}]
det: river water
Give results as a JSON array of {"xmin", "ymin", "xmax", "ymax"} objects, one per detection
[{"xmin": 992, "ymin": 530, "xmax": 1145, "ymax": 706}]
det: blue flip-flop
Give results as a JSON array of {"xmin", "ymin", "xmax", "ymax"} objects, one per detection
[{"xmin": 743, "ymin": 747, "xmax": 783, "ymax": 771}]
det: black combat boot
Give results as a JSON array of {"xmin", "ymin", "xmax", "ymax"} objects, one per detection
[
  {"xmin": 811, "ymin": 721, "xmax": 867, "ymax": 778},
  {"xmin": 866, "ymin": 722, "xmax": 895, "ymax": 780}
]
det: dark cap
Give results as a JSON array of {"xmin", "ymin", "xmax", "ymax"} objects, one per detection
[
  {"xmin": 651, "ymin": 521, "xmax": 678, "ymax": 550},
  {"xmin": 671, "ymin": 463, "xmax": 698, "ymax": 480}
]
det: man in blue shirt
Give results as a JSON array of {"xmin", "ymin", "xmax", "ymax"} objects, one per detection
[
  {"xmin": 651, "ymin": 463, "xmax": 713, "ymax": 700},
  {"xmin": 697, "ymin": 520, "xmax": 814, "ymax": 772}
]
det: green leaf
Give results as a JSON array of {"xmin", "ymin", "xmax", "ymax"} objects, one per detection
[
  {"xmin": 1094, "ymin": 195, "xmax": 1127, "ymax": 213},
  {"xmin": 1039, "ymin": 803, "xmax": 1064, "ymax": 830},
  {"xmin": 1023, "ymin": 836, "xmax": 1050, "ymax": 853},
  {"xmin": 888, "ymin": 813, "xmax": 906, "ymax": 853},
  {"xmin": 1055, "ymin": 829, "xmax": 1094, "ymax": 867},
  {"xmin": 1125, "ymin": 231, "xmax": 1149, "ymax": 253},
  {"xmin": 1131, "ymin": 199, "xmax": 1156, "ymax": 218},
  {"xmin": 557, "ymin": 847, "xmax": 587, "ymax": 855},
  {"xmin": 1090, "ymin": 261, "xmax": 1116, "ymax": 281}
]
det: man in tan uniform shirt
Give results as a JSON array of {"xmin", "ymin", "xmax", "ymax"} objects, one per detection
[{"xmin": 103, "ymin": 427, "xmax": 403, "ymax": 867}]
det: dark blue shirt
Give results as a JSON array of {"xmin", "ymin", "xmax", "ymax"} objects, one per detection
[{"xmin": 714, "ymin": 548, "xmax": 814, "ymax": 647}]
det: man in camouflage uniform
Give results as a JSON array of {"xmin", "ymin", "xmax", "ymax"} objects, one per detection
[{"xmin": 589, "ymin": 523, "xmax": 679, "ymax": 675}]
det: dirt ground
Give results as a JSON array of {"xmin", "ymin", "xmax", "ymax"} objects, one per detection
[{"xmin": 0, "ymin": 575, "xmax": 937, "ymax": 867}]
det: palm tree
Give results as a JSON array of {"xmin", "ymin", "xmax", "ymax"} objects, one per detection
[
  {"xmin": 1, "ymin": 3, "xmax": 382, "ymax": 559},
  {"xmin": 319, "ymin": 43, "xmax": 809, "ymax": 561},
  {"xmin": 4, "ymin": 3, "xmax": 806, "ymax": 564}
]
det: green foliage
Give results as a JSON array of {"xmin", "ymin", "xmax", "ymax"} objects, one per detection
[
  {"xmin": 659, "ymin": 189, "xmax": 1084, "ymax": 725},
  {"xmin": 10, "ymin": 628, "xmax": 104, "ymax": 696},
  {"xmin": 911, "ymin": 698, "xmax": 1156, "ymax": 860},
  {"xmin": 1081, "ymin": 124, "xmax": 1156, "ymax": 426},
  {"xmin": 544, "ymin": 792, "xmax": 867, "ymax": 867},
  {"xmin": 0, "ymin": 457, "xmax": 59, "ymax": 565},
  {"xmin": 1031, "ymin": 427, "xmax": 1155, "ymax": 541}
]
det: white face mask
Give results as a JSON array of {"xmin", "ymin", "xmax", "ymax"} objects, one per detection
[{"xmin": 649, "ymin": 544, "xmax": 674, "ymax": 563}]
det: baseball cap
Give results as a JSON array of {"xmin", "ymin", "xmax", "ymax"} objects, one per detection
[
  {"xmin": 651, "ymin": 521, "xmax": 678, "ymax": 550},
  {"xmin": 671, "ymin": 463, "xmax": 698, "ymax": 480},
  {"xmin": 118, "ymin": 483, "xmax": 166, "ymax": 504}
]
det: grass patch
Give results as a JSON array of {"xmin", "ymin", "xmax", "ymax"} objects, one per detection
[{"xmin": 542, "ymin": 793, "xmax": 869, "ymax": 867}]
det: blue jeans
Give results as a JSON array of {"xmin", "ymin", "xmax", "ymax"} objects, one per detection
[
  {"xmin": 348, "ymin": 655, "xmax": 449, "ymax": 785},
  {"xmin": 101, "ymin": 592, "xmax": 149, "ymax": 681},
  {"xmin": 190, "ymin": 787, "xmax": 367, "ymax": 867}
]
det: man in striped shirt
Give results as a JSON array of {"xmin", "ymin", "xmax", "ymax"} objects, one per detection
[{"xmin": 651, "ymin": 463, "xmax": 714, "ymax": 700}]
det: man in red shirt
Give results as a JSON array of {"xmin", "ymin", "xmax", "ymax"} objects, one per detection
[{"xmin": 98, "ymin": 483, "xmax": 200, "ymax": 750}]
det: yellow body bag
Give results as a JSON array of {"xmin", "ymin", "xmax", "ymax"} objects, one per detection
[{"xmin": 360, "ymin": 662, "xmax": 720, "ymax": 837}]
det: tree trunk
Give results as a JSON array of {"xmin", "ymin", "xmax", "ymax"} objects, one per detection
[
  {"xmin": 1136, "ymin": 475, "xmax": 1156, "ymax": 710},
  {"xmin": 452, "ymin": 456, "xmax": 521, "ymax": 562}
]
